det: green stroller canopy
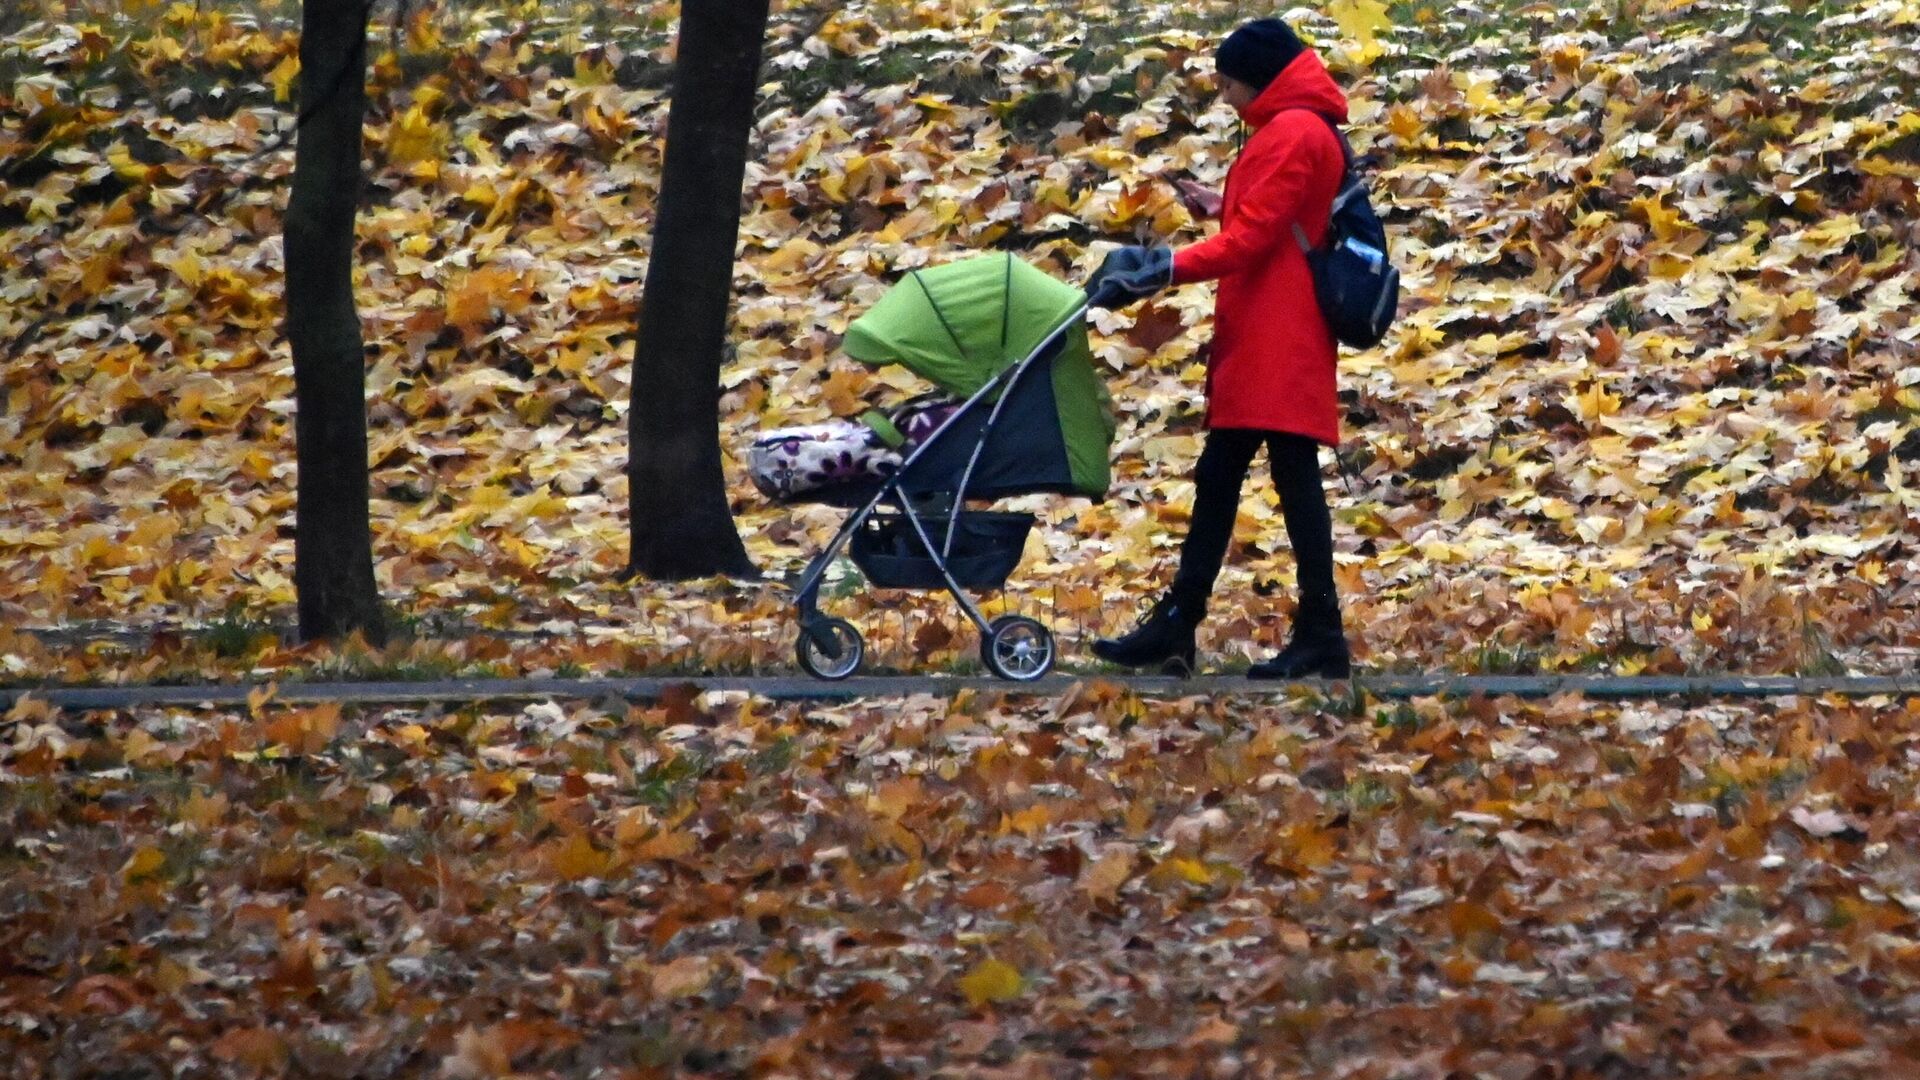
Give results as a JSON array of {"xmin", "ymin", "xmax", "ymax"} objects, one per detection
[{"xmin": 842, "ymin": 254, "xmax": 1115, "ymax": 498}]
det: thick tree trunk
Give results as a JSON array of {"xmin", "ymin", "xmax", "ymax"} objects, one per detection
[
  {"xmin": 624, "ymin": 0, "xmax": 769, "ymax": 581},
  {"xmin": 285, "ymin": 0, "xmax": 386, "ymax": 644}
]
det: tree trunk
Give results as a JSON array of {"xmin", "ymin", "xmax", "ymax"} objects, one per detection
[
  {"xmin": 285, "ymin": 0, "xmax": 386, "ymax": 644},
  {"xmin": 624, "ymin": 0, "xmax": 770, "ymax": 581}
]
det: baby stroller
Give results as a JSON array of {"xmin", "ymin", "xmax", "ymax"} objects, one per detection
[{"xmin": 771, "ymin": 253, "xmax": 1117, "ymax": 681}]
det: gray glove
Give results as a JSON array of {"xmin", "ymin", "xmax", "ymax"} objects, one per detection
[{"xmin": 1086, "ymin": 245, "xmax": 1174, "ymax": 309}]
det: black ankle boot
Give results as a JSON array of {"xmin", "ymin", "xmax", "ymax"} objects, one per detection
[
  {"xmin": 1093, "ymin": 596, "xmax": 1200, "ymax": 675},
  {"xmin": 1248, "ymin": 601, "xmax": 1350, "ymax": 680}
]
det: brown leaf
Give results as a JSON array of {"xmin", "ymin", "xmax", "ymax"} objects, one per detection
[
  {"xmin": 1125, "ymin": 302, "xmax": 1187, "ymax": 353},
  {"xmin": 911, "ymin": 619, "xmax": 955, "ymax": 660},
  {"xmin": 210, "ymin": 1028, "xmax": 289, "ymax": 1073},
  {"xmin": 958, "ymin": 881, "xmax": 1016, "ymax": 910}
]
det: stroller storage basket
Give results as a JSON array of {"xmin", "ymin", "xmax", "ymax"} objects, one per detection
[{"xmin": 850, "ymin": 511, "xmax": 1034, "ymax": 590}]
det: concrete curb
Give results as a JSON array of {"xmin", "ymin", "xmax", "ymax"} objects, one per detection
[{"xmin": 3, "ymin": 673, "xmax": 1917, "ymax": 711}]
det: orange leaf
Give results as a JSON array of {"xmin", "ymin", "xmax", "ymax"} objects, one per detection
[
  {"xmin": 1078, "ymin": 846, "xmax": 1135, "ymax": 902},
  {"xmin": 820, "ymin": 367, "xmax": 869, "ymax": 416},
  {"xmin": 547, "ymin": 832, "xmax": 613, "ymax": 882},
  {"xmin": 1591, "ymin": 322, "xmax": 1621, "ymax": 367},
  {"xmin": 651, "ymin": 955, "xmax": 715, "ymax": 999},
  {"xmin": 632, "ymin": 829, "xmax": 697, "ymax": 862},
  {"xmin": 211, "ymin": 1028, "xmax": 289, "ymax": 1072}
]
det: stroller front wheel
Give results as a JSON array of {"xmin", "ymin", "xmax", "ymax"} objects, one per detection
[
  {"xmin": 797, "ymin": 618, "xmax": 864, "ymax": 680},
  {"xmin": 983, "ymin": 616, "xmax": 1055, "ymax": 681}
]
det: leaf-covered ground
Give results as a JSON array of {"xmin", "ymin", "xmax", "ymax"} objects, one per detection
[
  {"xmin": 4, "ymin": 0, "xmax": 1920, "ymax": 682},
  {"xmin": 7, "ymin": 687, "xmax": 1920, "ymax": 1075},
  {"xmin": 8, "ymin": 5, "xmax": 1920, "ymax": 1072}
]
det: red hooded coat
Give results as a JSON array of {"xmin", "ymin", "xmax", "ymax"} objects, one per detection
[{"xmin": 1172, "ymin": 50, "xmax": 1349, "ymax": 445}]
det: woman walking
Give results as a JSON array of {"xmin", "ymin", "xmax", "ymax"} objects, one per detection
[{"xmin": 1086, "ymin": 17, "xmax": 1353, "ymax": 679}]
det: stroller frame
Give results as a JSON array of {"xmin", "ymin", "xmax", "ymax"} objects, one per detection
[{"xmin": 792, "ymin": 297, "xmax": 1094, "ymax": 681}]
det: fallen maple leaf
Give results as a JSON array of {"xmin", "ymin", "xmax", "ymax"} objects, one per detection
[
  {"xmin": 120, "ymin": 846, "xmax": 166, "ymax": 883},
  {"xmin": 957, "ymin": 957, "xmax": 1024, "ymax": 1007},
  {"xmin": 651, "ymin": 955, "xmax": 716, "ymax": 1000},
  {"xmin": 210, "ymin": 1028, "xmax": 289, "ymax": 1073},
  {"xmin": 1789, "ymin": 805, "xmax": 1864, "ymax": 839},
  {"xmin": 1078, "ymin": 844, "xmax": 1135, "ymax": 901},
  {"xmin": 547, "ymin": 832, "xmax": 614, "ymax": 881}
]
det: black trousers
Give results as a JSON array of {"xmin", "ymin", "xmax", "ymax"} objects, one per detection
[{"xmin": 1167, "ymin": 428, "xmax": 1338, "ymax": 619}]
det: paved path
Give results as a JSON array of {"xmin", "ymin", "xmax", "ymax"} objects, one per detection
[{"xmin": 3, "ymin": 673, "xmax": 1916, "ymax": 711}]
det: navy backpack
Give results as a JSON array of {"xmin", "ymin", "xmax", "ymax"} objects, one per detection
[{"xmin": 1290, "ymin": 111, "xmax": 1399, "ymax": 350}]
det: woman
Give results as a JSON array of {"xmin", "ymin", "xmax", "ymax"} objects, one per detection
[{"xmin": 1086, "ymin": 17, "xmax": 1352, "ymax": 679}]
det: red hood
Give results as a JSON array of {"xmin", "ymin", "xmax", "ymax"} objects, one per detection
[{"xmin": 1239, "ymin": 50, "xmax": 1349, "ymax": 128}]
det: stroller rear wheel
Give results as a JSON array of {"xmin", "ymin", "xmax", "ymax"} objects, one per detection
[
  {"xmin": 982, "ymin": 616, "xmax": 1054, "ymax": 681},
  {"xmin": 797, "ymin": 618, "xmax": 864, "ymax": 680}
]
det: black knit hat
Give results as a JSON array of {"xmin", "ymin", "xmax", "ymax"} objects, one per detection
[{"xmin": 1215, "ymin": 18, "xmax": 1305, "ymax": 91}]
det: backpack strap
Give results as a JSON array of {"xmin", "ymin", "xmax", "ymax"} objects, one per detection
[{"xmin": 1286, "ymin": 109, "xmax": 1356, "ymax": 253}]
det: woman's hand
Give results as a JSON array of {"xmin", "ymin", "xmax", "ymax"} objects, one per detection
[
  {"xmin": 1086, "ymin": 246, "xmax": 1174, "ymax": 309},
  {"xmin": 1175, "ymin": 178, "xmax": 1223, "ymax": 219}
]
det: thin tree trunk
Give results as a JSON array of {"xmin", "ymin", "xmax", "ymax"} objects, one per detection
[
  {"xmin": 285, "ymin": 0, "xmax": 386, "ymax": 644},
  {"xmin": 624, "ymin": 0, "xmax": 769, "ymax": 581}
]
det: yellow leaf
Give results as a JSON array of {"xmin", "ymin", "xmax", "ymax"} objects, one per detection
[
  {"xmin": 1629, "ymin": 195, "xmax": 1691, "ymax": 243},
  {"xmin": 460, "ymin": 181, "xmax": 498, "ymax": 208},
  {"xmin": 1327, "ymin": 0, "xmax": 1392, "ymax": 63},
  {"xmin": 572, "ymin": 51, "xmax": 614, "ymax": 85},
  {"xmin": 1460, "ymin": 74, "xmax": 1502, "ymax": 116},
  {"xmin": 1568, "ymin": 382, "xmax": 1621, "ymax": 423},
  {"xmin": 958, "ymin": 958, "xmax": 1024, "ymax": 1006},
  {"xmin": 106, "ymin": 142, "xmax": 151, "ymax": 184},
  {"xmin": 1167, "ymin": 856, "xmax": 1214, "ymax": 886},
  {"xmin": 122, "ymin": 846, "xmax": 166, "ymax": 882},
  {"xmin": 1384, "ymin": 103, "xmax": 1424, "ymax": 142},
  {"xmin": 387, "ymin": 102, "xmax": 447, "ymax": 166},
  {"xmin": 267, "ymin": 54, "xmax": 300, "ymax": 103}
]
